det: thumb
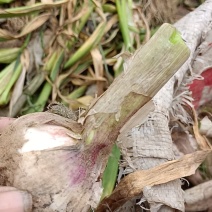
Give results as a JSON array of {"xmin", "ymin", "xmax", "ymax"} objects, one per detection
[{"xmin": 0, "ymin": 187, "xmax": 32, "ymax": 212}]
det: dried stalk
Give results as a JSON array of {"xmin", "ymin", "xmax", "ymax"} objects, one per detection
[
  {"xmin": 97, "ymin": 150, "xmax": 210, "ymax": 211},
  {"xmin": 68, "ymin": 23, "xmax": 189, "ymax": 211}
]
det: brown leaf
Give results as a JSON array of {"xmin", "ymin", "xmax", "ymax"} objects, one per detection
[
  {"xmin": 0, "ymin": 13, "xmax": 50, "ymax": 40},
  {"xmin": 20, "ymin": 13, "xmax": 50, "ymax": 37},
  {"xmin": 97, "ymin": 150, "xmax": 211, "ymax": 212},
  {"xmin": 91, "ymin": 48, "xmax": 104, "ymax": 96}
]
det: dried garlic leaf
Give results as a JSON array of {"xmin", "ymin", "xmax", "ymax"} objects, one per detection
[{"xmin": 97, "ymin": 150, "xmax": 211, "ymax": 212}]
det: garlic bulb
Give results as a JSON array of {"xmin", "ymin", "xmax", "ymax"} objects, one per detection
[{"xmin": 0, "ymin": 112, "xmax": 102, "ymax": 211}]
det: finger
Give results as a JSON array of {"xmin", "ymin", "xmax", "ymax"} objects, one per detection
[
  {"xmin": 0, "ymin": 187, "xmax": 32, "ymax": 212},
  {"xmin": 0, "ymin": 117, "xmax": 15, "ymax": 133}
]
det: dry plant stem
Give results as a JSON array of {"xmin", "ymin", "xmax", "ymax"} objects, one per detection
[
  {"xmin": 72, "ymin": 23, "xmax": 188, "ymax": 211},
  {"xmin": 96, "ymin": 150, "xmax": 210, "ymax": 211},
  {"xmin": 115, "ymin": 1, "xmax": 212, "ymax": 211},
  {"xmin": 81, "ymin": 23, "xmax": 189, "ymax": 172},
  {"xmin": 76, "ymin": 24, "xmax": 189, "ymax": 210},
  {"xmin": 185, "ymin": 180, "xmax": 212, "ymax": 211}
]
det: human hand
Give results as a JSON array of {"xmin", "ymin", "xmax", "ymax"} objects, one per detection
[{"xmin": 0, "ymin": 117, "xmax": 32, "ymax": 212}]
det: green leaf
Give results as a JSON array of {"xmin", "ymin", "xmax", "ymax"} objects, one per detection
[
  {"xmin": 0, "ymin": 0, "xmax": 69, "ymax": 18},
  {"xmin": 101, "ymin": 144, "xmax": 121, "ymax": 200},
  {"xmin": 64, "ymin": 22, "xmax": 106, "ymax": 69}
]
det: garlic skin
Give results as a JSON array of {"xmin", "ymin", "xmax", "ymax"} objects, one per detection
[
  {"xmin": 0, "ymin": 112, "xmax": 102, "ymax": 211},
  {"xmin": 20, "ymin": 125, "xmax": 78, "ymax": 153}
]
